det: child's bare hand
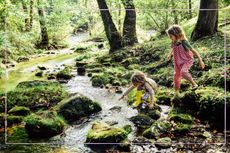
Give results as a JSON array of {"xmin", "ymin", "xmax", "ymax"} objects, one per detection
[
  {"xmin": 199, "ymin": 61, "xmax": 205, "ymax": 70},
  {"xmin": 166, "ymin": 55, "xmax": 171, "ymax": 62}
]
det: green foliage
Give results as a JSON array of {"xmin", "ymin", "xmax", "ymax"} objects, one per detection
[
  {"xmin": 56, "ymin": 66, "xmax": 73, "ymax": 80},
  {"xmin": 24, "ymin": 110, "xmax": 66, "ymax": 138},
  {"xmin": 7, "ymin": 80, "xmax": 68, "ymax": 110}
]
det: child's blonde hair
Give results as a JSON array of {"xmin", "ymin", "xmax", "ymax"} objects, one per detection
[
  {"xmin": 166, "ymin": 25, "xmax": 187, "ymax": 40},
  {"xmin": 131, "ymin": 71, "xmax": 146, "ymax": 84}
]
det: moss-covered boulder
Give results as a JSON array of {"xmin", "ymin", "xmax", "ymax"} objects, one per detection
[
  {"xmin": 147, "ymin": 109, "xmax": 161, "ymax": 120},
  {"xmin": 91, "ymin": 73, "xmax": 110, "ymax": 87},
  {"xmin": 156, "ymin": 88, "xmax": 174, "ymax": 105},
  {"xmin": 24, "ymin": 111, "xmax": 65, "ymax": 138},
  {"xmin": 57, "ymin": 95, "xmax": 102, "ymax": 123},
  {"xmin": 169, "ymin": 113, "xmax": 194, "ymax": 124},
  {"xmin": 173, "ymin": 123, "xmax": 192, "ymax": 134},
  {"xmin": 7, "ymin": 80, "xmax": 68, "ymax": 110},
  {"xmin": 143, "ymin": 120, "xmax": 171, "ymax": 139},
  {"xmin": 8, "ymin": 106, "xmax": 30, "ymax": 116},
  {"xmin": 0, "ymin": 113, "xmax": 23, "ymax": 127},
  {"xmin": 86, "ymin": 121, "xmax": 130, "ymax": 143},
  {"xmin": 155, "ymin": 137, "xmax": 172, "ymax": 149},
  {"xmin": 180, "ymin": 87, "xmax": 230, "ymax": 130},
  {"xmin": 56, "ymin": 67, "xmax": 73, "ymax": 80},
  {"xmin": 7, "ymin": 126, "xmax": 29, "ymax": 143},
  {"xmin": 130, "ymin": 114, "xmax": 154, "ymax": 129}
]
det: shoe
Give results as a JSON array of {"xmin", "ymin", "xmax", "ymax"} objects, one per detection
[{"xmin": 191, "ymin": 84, "xmax": 198, "ymax": 90}]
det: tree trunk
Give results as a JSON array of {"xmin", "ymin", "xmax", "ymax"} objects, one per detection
[
  {"xmin": 191, "ymin": 0, "xmax": 218, "ymax": 41},
  {"xmin": 188, "ymin": 0, "xmax": 192, "ymax": 19},
  {"xmin": 37, "ymin": 0, "xmax": 49, "ymax": 49},
  {"xmin": 21, "ymin": 0, "xmax": 30, "ymax": 31},
  {"xmin": 122, "ymin": 0, "xmax": 138, "ymax": 46},
  {"xmin": 171, "ymin": 0, "xmax": 178, "ymax": 24},
  {"xmin": 96, "ymin": 0, "xmax": 123, "ymax": 53},
  {"xmin": 118, "ymin": 1, "xmax": 122, "ymax": 32},
  {"xmin": 28, "ymin": 0, "xmax": 34, "ymax": 31}
]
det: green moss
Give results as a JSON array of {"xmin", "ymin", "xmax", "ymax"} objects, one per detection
[
  {"xmin": 143, "ymin": 120, "xmax": 171, "ymax": 139},
  {"xmin": 130, "ymin": 114, "xmax": 154, "ymax": 129},
  {"xmin": 56, "ymin": 66, "xmax": 73, "ymax": 80},
  {"xmin": 155, "ymin": 137, "xmax": 172, "ymax": 148},
  {"xmin": 174, "ymin": 123, "xmax": 192, "ymax": 133},
  {"xmin": 91, "ymin": 73, "xmax": 110, "ymax": 87},
  {"xmin": 7, "ymin": 80, "xmax": 68, "ymax": 110},
  {"xmin": 75, "ymin": 54, "xmax": 90, "ymax": 61},
  {"xmin": 169, "ymin": 113, "xmax": 194, "ymax": 124},
  {"xmin": 86, "ymin": 121, "xmax": 129, "ymax": 143},
  {"xmin": 7, "ymin": 115, "xmax": 24, "ymax": 126},
  {"xmin": 24, "ymin": 111, "xmax": 66, "ymax": 138},
  {"xmin": 8, "ymin": 106, "xmax": 30, "ymax": 116},
  {"xmin": 7, "ymin": 126, "xmax": 29, "ymax": 143},
  {"xmin": 57, "ymin": 95, "xmax": 102, "ymax": 123},
  {"xmin": 198, "ymin": 67, "xmax": 229, "ymax": 91}
]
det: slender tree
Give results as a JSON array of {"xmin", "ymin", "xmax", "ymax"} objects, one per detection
[
  {"xmin": 37, "ymin": 0, "xmax": 49, "ymax": 49},
  {"xmin": 21, "ymin": 0, "xmax": 30, "ymax": 31},
  {"xmin": 171, "ymin": 0, "xmax": 178, "ymax": 24},
  {"xmin": 96, "ymin": 0, "xmax": 123, "ymax": 53},
  {"xmin": 28, "ymin": 0, "xmax": 35, "ymax": 31},
  {"xmin": 191, "ymin": 0, "xmax": 218, "ymax": 41},
  {"xmin": 122, "ymin": 0, "xmax": 138, "ymax": 46},
  {"xmin": 188, "ymin": 0, "xmax": 192, "ymax": 19}
]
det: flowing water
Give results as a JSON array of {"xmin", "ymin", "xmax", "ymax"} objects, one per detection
[{"xmin": 0, "ymin": 32, "xmax": 171, "ymax": 152}]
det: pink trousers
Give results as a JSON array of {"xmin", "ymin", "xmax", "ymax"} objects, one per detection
[{"xmin": 174, "ymin": 61, "xmax": 193, "ymax": 90}]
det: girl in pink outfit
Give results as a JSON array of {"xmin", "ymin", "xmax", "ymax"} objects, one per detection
[{"xmin": 166, "ymin": 25, "xmax": 205, "ymax": 97}]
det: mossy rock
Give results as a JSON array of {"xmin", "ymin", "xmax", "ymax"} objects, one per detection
[
  {"xmin": 7, "ymin": 115, "xmax": 24, "ymax": 126},
  {"xmin": 147, "ymin": 109, "xmax": 161, "ymax": 120},
  {"xmin": 57, "ymin": 95, "xmax": 102, "ymax": 123},
  {"xmin": 173, "ymin": 123, "xmax": 192, "ymax": 134},
  {"xmin": 180, "ymin": 87, "xmax": 230, "ymax": 130},
  {"xmin": 7, "ymin": 126, "xmax": 29, "ymax": 143},
  {"xmin": 7, "ymin": 80, "xmax": 68, "ymax": 110},
  {"xmin": 130, "ymin": 114, "xmax": 154, "ymax": 129},
  {"xmin": 35, "ymin": 71, "xmax": 43, "ymax": 77},
  {"xmin": 169, "ymin": 113, "xmax": 194, "ymax": 124},
  {"xmin": 155, "ymin": 137, "xmax": 172, "ymax": 149},
  {"xmin": 121, "ymin": 57, "xmax": 139, "ymax": 68},
  {"xmin": 8, "ymin": 106, "xmax": 30, "ymax": 116},
  {"xmin": 143, "ymin": 120, "xmax": 171, "ymax": 139},
  {"xmin": 56, "ymin": 67, "xmax": 73, "ymax": 80},
  {"xmin": 86, "ymin": 121, "xmax": 129, "ymax": 143},
  {"xmin": 87, "ymin": 67, "xmax": 105, "ymax": 73},
  {"xmin": 91, "ymin": 73, "xmax": 110, "ymax": 87},
  {"xmin": 24, "ymin": 111, "xmax": 65, "ymax": 138},
  {"xmin": 0, "ymin": 113, "xmax": 23, "ymax": 127}
]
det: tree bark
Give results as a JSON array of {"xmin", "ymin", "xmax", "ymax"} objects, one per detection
[
  {"xmin": 96, "ymin": 0, "xmax": 123, "ymax": 53},
  {"xmin": 21, "ymin": 0, "xmax": 30, "ymax": 31},
  {"xmin": 188, "ymin": 0, "xmax": 192, "ymax": 19},
  {"xmin": 28, "ymin": 0, "xmax": 34, "ymax": 31},
  {"xmin": 191, "ymin": 0, "xmax": 218, "ymax": 41},
  {"xmin": 171, "ymin": 0, "xmax": 178, "ymax": 24},
  {"xmin": 122, "ymin": 0, "xmax": 138, "ymax": 46},
  {"xmin": 37, "ymin": 0, "xmax": 49, "ymax": 49}
]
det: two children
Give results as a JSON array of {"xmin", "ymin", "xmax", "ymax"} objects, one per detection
[{"xmin": 120, "ymin": 25, "xmax": 205, "ymax": 108}]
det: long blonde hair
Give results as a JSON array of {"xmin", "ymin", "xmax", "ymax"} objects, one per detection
[{"xmin": 166, "ymin": 25, "xmax": 187, "ymax": 41}]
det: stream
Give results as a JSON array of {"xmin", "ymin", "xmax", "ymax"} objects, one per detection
[{"xmin": 0, "ymin": 32, "xmax": 172, "ymax": 152}]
